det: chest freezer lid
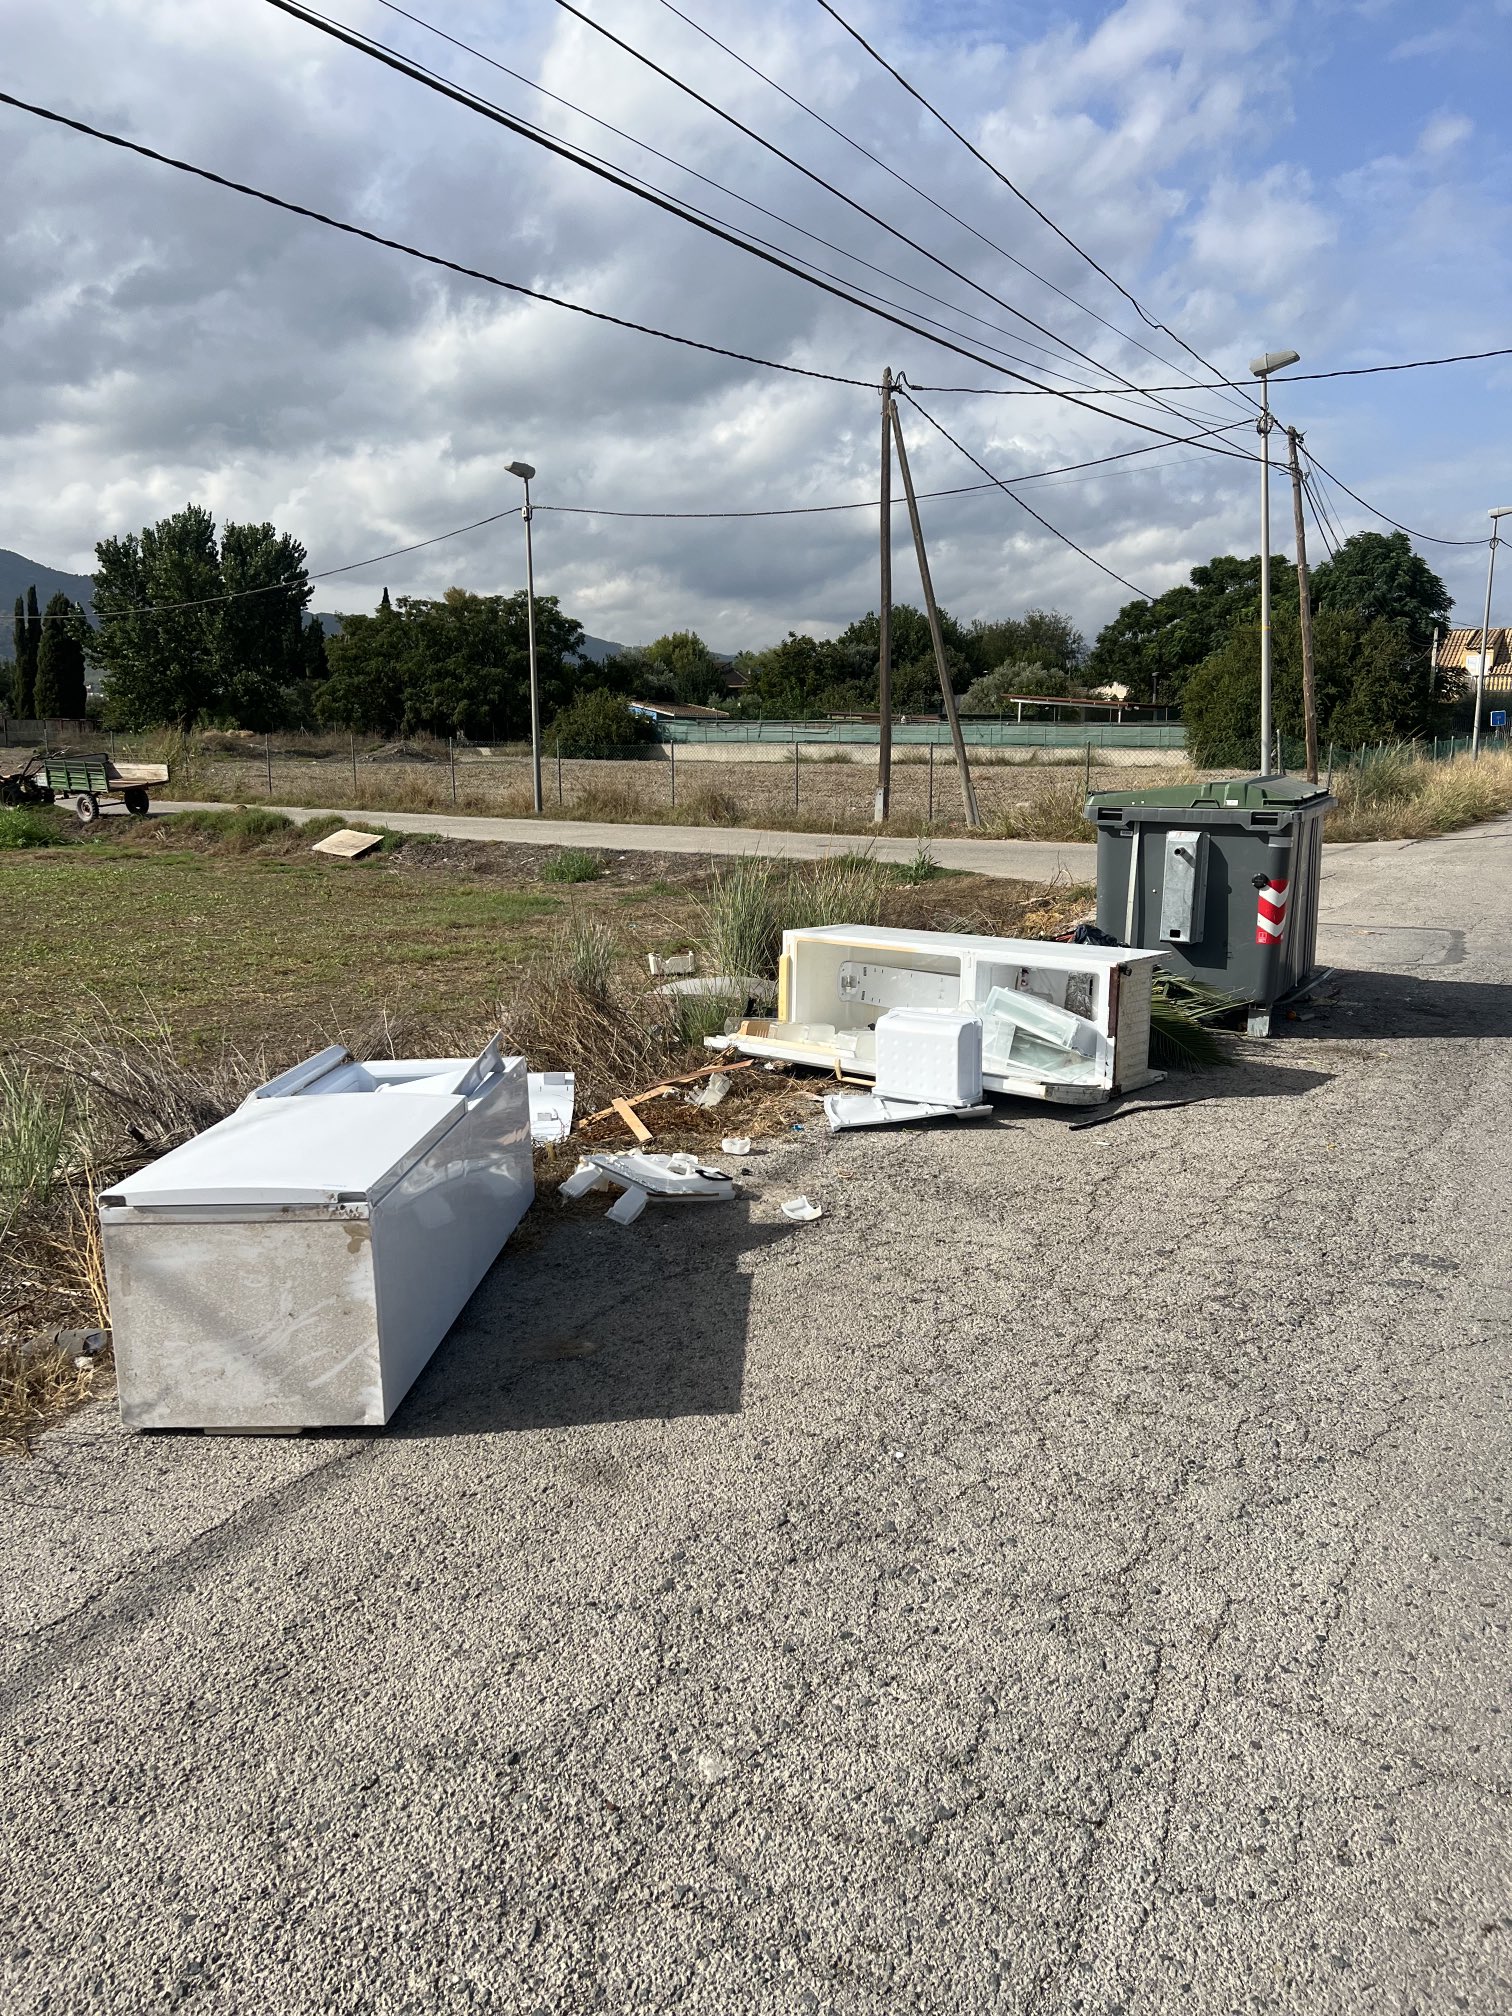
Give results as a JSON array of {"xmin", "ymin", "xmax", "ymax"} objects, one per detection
[{"xmin": 101, "ymin": 1093, "xmax": 466, "ymax": 1208}]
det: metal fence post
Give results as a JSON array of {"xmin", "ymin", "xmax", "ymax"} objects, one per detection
[
  {"xmin": 556, "ymin": 738, "xmax": 563, "ymax": 807},
  {"xmin": 449, "ymin": 735, "xmax": 457, "ymax": 804},
  {"xmin": 1083, "ymin": 743, "xmax": 1092, "ymax": 799},
  {"xmin": 350, "ymin": 732, "xmax": 358, "ymax": 797},
  {"xmin": 265, "ymin": 733, "xmax": 272, "ymax": 795},
  {"xmin": 928, "ymin": 740, "xmax": 935, "ymax": 822},
  {"xmin": 793, "ymin": 738, "xmax": 800, "ymax": 811},
  {"xmin": 670, "ymin": 736, "xmax": 676, "ymax": 809}
]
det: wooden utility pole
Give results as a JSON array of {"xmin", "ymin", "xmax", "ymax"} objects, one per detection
[
  {"xmin": 1287, "ymin": 426, "xmax": 1319, "ymax": 785},
  {"xmin": 875, "ymin": 367, "xmax": 893, "ymax": 823},
  {"xmin": 889, "ymin": 402, "xmax": 980, "ymax": 827}
]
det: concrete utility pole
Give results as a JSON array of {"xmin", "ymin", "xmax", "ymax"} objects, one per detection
[
  {"xmin": 1287, "ymin": 426, "xmax": 1319, "ymax": 784},
  {"xmin": 1250, "ymin": 349, "xmax": 1299, "ymax": 776},
  {"xmin": 1473, "ymin": 508, "xmax": 1512, "ymax": 760},
  {"xmin": 876, "ymin": 367, "xmax": 893, "ymax": 823},
  {"xmin": 889, "ymin": 401, "xmax": 979, "ymax": 827}
]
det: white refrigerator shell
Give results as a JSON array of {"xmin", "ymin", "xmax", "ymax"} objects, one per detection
[
  {"xmin": 712, "ymin": 926, "xmax": 1164, "ymax": 1105},
  {"xmin": 100, "ymin": 1042, "xmax": 534, "ymax": 1432}
]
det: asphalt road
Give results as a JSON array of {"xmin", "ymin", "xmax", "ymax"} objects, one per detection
[
  {"xmin": 155, "ymin": 798, "xmax": 1098, "ymax": 883},
  {"xmin": 4, "ymin": 820, "xmax": 1510, "ymax": 2014}
]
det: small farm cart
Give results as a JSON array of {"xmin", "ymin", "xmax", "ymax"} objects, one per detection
[{"xmin": 0, "ymin": 753, "xmax": 170, "ymax": 823}]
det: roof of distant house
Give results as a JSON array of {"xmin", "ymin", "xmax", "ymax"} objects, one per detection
[{"xmin": 627, "ymin": 699, "xmax": 730, "ymax": 720}]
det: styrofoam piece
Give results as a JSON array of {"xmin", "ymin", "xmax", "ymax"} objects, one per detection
[
  {"xmin": 605, "ymin": 1185, "xmax": 648, "ymax": 1226},
  {"xmin": 720, "ymin": 1137, "xmax": 752, "ymax": 1156},
  {"xmin": 311, "ymin": 827, "xmax": 382, "ymax": 859},
  {"xmin": 100, "ymin": 1038, "xmax": 534, "ymax": 1432},
  {"xmin": 686, "ymin": 1073, "xmax": 731, "ymax": 1109},
  {"xmin": 873, "ymin": 1006, "xmax": 983, "ymax": 1108},
  {"xmin": 527, "ymin": 1070, "xmax": 576, "ymax": 1144},
  {"xmin": 823, "ymin": 1093, "xmax": 993, "ymax": 1131},
  {"xmin": 781, "ymin": 1196, "xmax": 822, "ymax": 1222},
  {"xmin": 648, "ymin": 950, "xmax": 696, "ymax": 977}
]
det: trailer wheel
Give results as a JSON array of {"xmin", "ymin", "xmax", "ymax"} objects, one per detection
[
  {"xmin": 75, "ymin": 792, "xmax": 100, "ymax": 826},
  {"xmin": 123, "ymin": 787, "xmax": 150, "ymax": 816}
]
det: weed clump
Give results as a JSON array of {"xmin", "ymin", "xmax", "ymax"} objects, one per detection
[
  {"xmin": 0, "ymin": 808, "xmax": 67, "ymax": 850},
  {"xmin": 540, "ymin": 848, "xmax": 604, "ymax": 884}
]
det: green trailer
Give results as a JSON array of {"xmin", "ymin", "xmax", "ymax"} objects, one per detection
[{"xmin": 0, "ymin": 753, "xmax": 169, "ymax": 823}]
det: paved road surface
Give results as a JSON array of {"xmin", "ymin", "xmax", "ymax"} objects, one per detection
[
  {"xmin": 4, "ymin": 821, "xmax": 1510, "ymax": 2013},
  {"xmin": 155, "ymin": 798, "xmax": 1098, "ymax": 883}
]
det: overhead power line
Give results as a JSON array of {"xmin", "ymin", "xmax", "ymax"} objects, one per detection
[
  {"xmin": 908, "ymin": 344, "xmax": 1512, "ymax": 395},
  {"xmin": 1296, "ymin": 447, "xmax": 1487, "ymax": 548},
  {"xmin": 814, "ymin": 0, "xmax": 1261, "ymax": 414},
  {"xmin": 540, "ymin": 0, "xmax": 1245, "ymax": 439},
  {"xmin": 897, "ymin": 390, "xmax": 1158, "ymax": 598},
  {"xmin": 0, "ymin": 88, "xmax": 877, "ymax": 391},
  {"xmin": 263, "ymin": 1, "xmax": 1260, "ymax": 462},
  {"xmin": 371, "ymin": 0, "xmax": 1123, "ymax": 397},
  {"xmin": 651, "ymin": 0, "xmax": 1250, "ymax": 417}
]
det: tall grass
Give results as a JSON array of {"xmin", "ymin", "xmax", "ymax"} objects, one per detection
[
  {"xmin": 0, "ymin": 1063, "xmax": 78, "ymax": 1237},
  {"xmin": 558, "ymin": 913, "xmax": 618, "ymax": 1002},
  {"xmin": 1325, "ymin": 749, "xmax": 1512, "ymax": 841},
  {"xmin": 0, "ymin": 808, "xmax": 67, "ymax": 850}
]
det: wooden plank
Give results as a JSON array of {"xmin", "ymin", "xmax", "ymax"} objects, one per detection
[
  {"xmin": 580, "ymin": 1059, "xmax": 754, "ymax": 1127},
  {"xmin": 611, "ymin": 1098, "xmax": 654, "ymax": 1144}
]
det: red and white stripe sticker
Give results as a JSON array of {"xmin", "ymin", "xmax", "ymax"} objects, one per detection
[{"xmin": 1255, "ymin": 877, "xmax": 1289, "ymax": 945}]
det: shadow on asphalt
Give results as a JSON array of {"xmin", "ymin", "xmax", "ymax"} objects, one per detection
[
  {"xmin": 391, "ymin": 1205, "xmax": 801, "ymax": 1437},
  {"xmin": 1305, "ymin": 966, "xmax": 1512, "ymax": 1040}
]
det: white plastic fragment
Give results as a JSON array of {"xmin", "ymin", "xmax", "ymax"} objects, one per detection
[
  {"xmin": 605, "ymin": 1185, "xmax": 649, "ymax": 1226},
  {"xmin": 823, "ymin": 1093, "xmax": 993, "ymax": 1132},
  {"xmin": 527, "ymin": 1070, "xmax": 576, "ymax": 1144},
  {"xmin": 781, "ymin": 1196, "xmax": 822, "ymax": 1222},
  {"xmin": 560, "ymin": 1159, "xmax": 610, "ymax": 1200},
  {"xmin": 720, "ymin": 1137, "xmax": 752, "ymax": 1156},
  {"xmin": 686, "ymin": 1073, "xmax": 731, "ymax": 1109},
  {"xmin": 588, "ymin": 1151, "xmax": 735, "ymax": 1202},
  {"xmin": 648, "ymin": 950, "xmax": 697, "ymax": 977}
]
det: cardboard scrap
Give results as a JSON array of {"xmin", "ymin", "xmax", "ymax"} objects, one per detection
[{"xmin": 311, "ymin": 827, "xmax": 383, "ymax": 860}]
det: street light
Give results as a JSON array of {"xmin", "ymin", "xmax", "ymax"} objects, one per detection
[
  {"xmin": 507, "ymin": 459, "xmax": 542, "ymax": 813},
  {"xmin": 1250, "ymin": 349, "xmax": 1300, "ymax": 774},
  {"xmin": 1472, "ymin": 506, "xmax": 1512, "ymax": 760}
]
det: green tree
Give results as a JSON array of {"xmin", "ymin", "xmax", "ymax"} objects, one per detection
[
  {"xmin": 1085, "ymin": 555, "xmax": 1294, "ymax": 707},
  {"xmin": 1310, "ymin": 530, "xmax": 1451, "ymax": 650},
  {"xmin": 959, "ymin": 662, "xmax": 1057, "ymax": 714},
  {"xmin": 1183, "ymin": 608, "xmax": 1431, "ymax": 766},
  {"xmin": 34, "ymin": 593, "xmax": 89, "ymax": 718},
  {"xmin": 639, "ymin": 631, "xmax": 727, "ymax": 709},
  {"xmin": 836, "ymin": 604, "xmax": 973, "ymax": 712},
  {"xmin": 550, "ymin": 687, "xmax": 656, "ymax": 756},
  {"xmin": 215, "ymin": 521, "xmax": 312, "ymax": 730},
  {"xmin": 966, "ymin": 610, "xmax": 1083, "ymax": 678},
  {"xmin": 13, "ymin": 588, "xmax": 40, "ymax": 717},
  {"xmin": 314, "ymin": 599, "xmax": 409, "ymax": 734}
]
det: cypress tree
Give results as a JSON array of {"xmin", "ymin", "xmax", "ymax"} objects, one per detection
[
  {"xmin": 14, "ymin": 590, "xmax": 38, "ymax": 717},
  {"xmin": 35, "ymin": 593, "xmax": 84, "ymax": 720}
]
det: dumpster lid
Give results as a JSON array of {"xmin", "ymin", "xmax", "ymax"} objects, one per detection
[
  {"xmin": 1087, "ymin": 773, "xmax": 1333, "ymax": 813},
  {"xmin": 101, "ymin": 1093, "xmax": 465, "ymax": 1208}
]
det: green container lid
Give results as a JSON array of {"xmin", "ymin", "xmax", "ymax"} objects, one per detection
[{"xmin": 1086, "ymin": 773, "xmax": 1333, "ymax": 813}]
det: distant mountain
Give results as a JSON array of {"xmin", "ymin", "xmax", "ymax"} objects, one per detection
[
  {"xmin": 578, "ymin": 633, "xmax": 626, "ymax": 662},
  {"xmin": 0, "ymin": 549, "xmax": 94, "ymax": 658}
]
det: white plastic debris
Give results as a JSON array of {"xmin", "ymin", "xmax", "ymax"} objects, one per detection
[
  {"xmin": 562, "ymin": 1150, "xmax": 737, "ymax": 1223},
  {"xmin": 527, "ymin": 1070, "xmax": 576, "ymax": 1145},
  {"xmin": 648, "ymin": 950, "xmax": 697, "ymax": 977},
  {"xmin": 720, "ymin": 1136, "xmax": 752, "ymax": 1156},
  {"xmin": 823, "ymin": 1092, "xmax": 993, "ymax": 1132},
  {"xmin": 686, "ymin": 1073, "xmax": 731, "ymax": 1109},
  {"xmin": 781, "ymin": 1196, "xmax": 822, "ymax": 1222}
]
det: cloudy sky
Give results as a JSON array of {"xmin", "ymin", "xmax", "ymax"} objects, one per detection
[{"xmin": 4, "ymin": 0, "xmax": 1510, "ymax": 648}]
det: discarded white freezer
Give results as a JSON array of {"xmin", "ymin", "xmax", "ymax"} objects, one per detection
[
  {"xmin": 710, "ymin": 925, "xmax": 1163, "ymax": 1105},
  {"xmin": 100, "ymin": 1039, "xmax": 534, "ymax": 1432}
]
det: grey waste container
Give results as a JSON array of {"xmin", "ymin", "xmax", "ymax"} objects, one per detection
[{"xmin": 1085, "ymin": 775, "xmax": 1334, "ymax": 1029}]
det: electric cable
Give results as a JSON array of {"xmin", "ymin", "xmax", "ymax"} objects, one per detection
[
  {"xmin": 539, "ymin": 0, "xmax": 1247, "ymax": 438},
  {"xmin": 896, "ymin": 389, "xmax": 1160, "ymax": 598},
  {"xmin": 0, "ymin": 87, "xmax": 879, "ymax": 393},
  {"xmin": 651, "ymin": 0, "xmax": 1253, "ymax": 418},
  {"xmin": 908, "ymin": 344, "xmax": 1512, "ymax": 395},
  {"xmin": 262, "ymin": 1, "xmax": 1262, "ymax": 460},
  {"xmin": 1302, "ymin": 448, "xmax": 1484, "ymax": 547},
  {"xmin": 370, "ymin": 0, "xmax": 1120, "ymax": 396},
  {"xmin": 814, "ymin": 0, "xmax": 1263, "ymax": 414}
]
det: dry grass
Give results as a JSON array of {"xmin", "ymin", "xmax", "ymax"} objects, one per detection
[{"xmin": 1323, "ymin": 749, "xmax": 1512, "ymax": 842}]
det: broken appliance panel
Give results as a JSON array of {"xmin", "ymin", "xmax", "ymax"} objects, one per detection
[{"xmin": 711, "ymin": 926, "xmax": 1162, "ymax": 1105}]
